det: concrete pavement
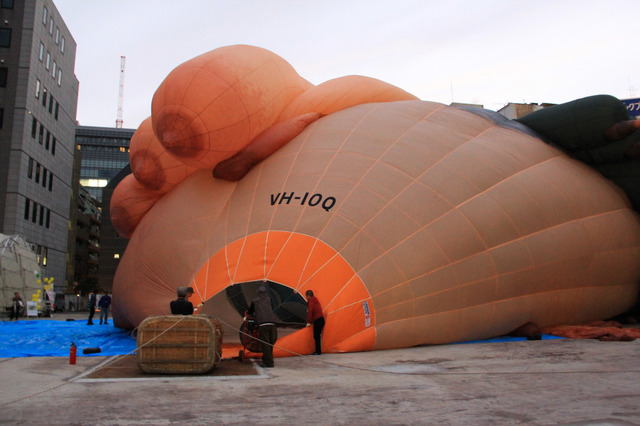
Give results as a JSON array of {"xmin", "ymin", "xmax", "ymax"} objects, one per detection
[{"xmin": 1, "ymin": 329, "xmax": 639, "ymax": 425}]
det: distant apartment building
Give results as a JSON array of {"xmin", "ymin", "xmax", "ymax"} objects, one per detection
[
  {"xmin": 496, "ymin": 102, "xmax": 556, "ymax": 120},
  {"xmin": 67, "ymin": 185, "xmax": 100, "ymax": 294},
  {"xmin": 70, "ymin": 126, "xmax": 134, "ymax": 293},
  {"xmin": 98, "ymin": 164, "xmax": 130, "ymax": 292},
  {"xmin": 0, "ymin": 0, "xmax": 79, "ymax": 304}
]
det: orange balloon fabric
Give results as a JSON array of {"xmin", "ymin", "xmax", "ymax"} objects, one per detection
[
  {"xmin": 212, "ymin": 112, "xmax": 322, "ymax": 181},
  {"xmin": 277, "ymin": 75, "xmax": 419, "ymax": 122},
  {"xmin": 112, "ymin": 100, "xmax": 640, "ymax": 355},
  {"xmin": 112, "ymin": 45, "xmax": 418, "ymax": 258},
  {"xmin": 110, "ymin": 174, "xmax": 163, "ymax": 238},
  {"xmin": 151, "ymin": 45, "xmax": 313, "ymax": 169},
  {"xmin": 129, "ymin": 117, "xmax": 199, "ymax": 193}
]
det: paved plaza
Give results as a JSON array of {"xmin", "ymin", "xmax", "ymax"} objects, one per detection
[{"xmin": 0, "ymin": 316, "xmax": 639, "ymax": 425}]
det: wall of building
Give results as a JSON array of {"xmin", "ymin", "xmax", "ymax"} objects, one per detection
[
  {"xmin": 0, "ymin": 0, "xmax": 79, "ymax": 305},
  {"xmin": 98, "ymin": 165, "xmax": 130, "ymax": 292},
  {"xmin": 75, "ymin": 126, "xmax": 134, "ymax": 202},
  {"xmin": 74, "ymin": 126, "xmax": 134, "ymax": 293},
  {"xmin": 496, "ymin": 102, "xmax": 557, "ymax": 120}
]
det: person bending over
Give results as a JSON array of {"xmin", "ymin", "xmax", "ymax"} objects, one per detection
[{"xmin": 247, "ymin": 285, "xmax": 278, "ymax": 368}]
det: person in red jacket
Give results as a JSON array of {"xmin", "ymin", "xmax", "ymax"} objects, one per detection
[{"xmin": 306, "ymin": 290, "xmax": 325, "ymax": 355}]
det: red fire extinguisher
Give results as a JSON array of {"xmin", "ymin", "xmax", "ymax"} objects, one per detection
[{"xmin": 70, "ymin": 342, "xmax": 77, "ymax": 365}]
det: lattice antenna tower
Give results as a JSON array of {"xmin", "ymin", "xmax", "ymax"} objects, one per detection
[{"xmin": 115, "ymin": 55, "xmax": 126, "ymax": 128}]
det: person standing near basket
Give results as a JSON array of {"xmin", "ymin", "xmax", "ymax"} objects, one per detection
[
  {"xmin": 247, "ymin": 285, "xmax": 278, "ymax": 368},
  {"xmin": 170, "ymin": 286, "xmax": 194, "ymax": 315},
  {"xmin": 306, "ymin": 290, "xmax": 325, "ymax": 355}
]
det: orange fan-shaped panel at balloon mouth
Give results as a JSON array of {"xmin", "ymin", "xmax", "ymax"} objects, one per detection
[{"xmin": 190, "ymin": 231, "xmax": 375, "ymax": 357}]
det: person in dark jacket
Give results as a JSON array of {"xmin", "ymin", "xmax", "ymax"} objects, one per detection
[
  {"xmin": 87, "ymin": 291, "xmax": 97, "ymax": 325},
  {"xmin": 10, "ymin": 292, "xmax": 23, "ymax": 320},
  {"xmin": 98, "ymin": 292, "xmax": 112, "ymax": 324},
  {"xmin": 170, "ymin": 286, "xmax": 194, "ymax": 315},
  {"xmin": 247, "ymin": 285, "xmax": 278, "ymax": 367},
  {"xmin": 306, "ymin": 290, "xmax": 325, "ymax": 355}
]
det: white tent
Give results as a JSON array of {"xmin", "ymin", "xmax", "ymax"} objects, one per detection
[{"xmin": 0, "ymin": 234, "xmax": 42, "ymax": 312}]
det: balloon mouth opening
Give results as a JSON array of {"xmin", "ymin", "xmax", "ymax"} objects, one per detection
[{"xmin": 196, "ymin": 280, "xmax": 307, "ymax": 344}]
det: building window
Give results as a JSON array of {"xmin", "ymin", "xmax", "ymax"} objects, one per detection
[
  {"xmin": 114, "ymin": 254, "xmax": 120, "ymax": 259},
  {"xmin": 57, "ymin": 69, "xmax": 62, "ymax": 86},
  {"xmin": 35, "ymin": 163, "xmax": 41, "ymax": 183},
  {"xmin": 0, "ymin": 28, "xmax": 11, "ymax": 47},
  {"xmin": 39, "ymin": 205, "xmax": 44, "ymax": 226},
  {"xmin": 35, "ymin": 79, "xmax": 41, "ymax": 98},
  {"xmin": 24, "ymin": 198, "xmax": 30, "ymax": 220},
  {"xmin": 42, "ymin": 6, "xmax": 48, "ymax": 25},
  {"xmin": 55, "ymin": 28, "xmax": 60, "ymax": 44},
  {"xmin": 45, "ymin": 211, "xmax": 50, "ymax": 229},
  {"xmin": 48, "ymin": 93, "xmax": 53, "ymax": 113},
  {"xmin": 45, "ymin": 52, "xmax": 51, "ymax": 70},
  {"xmin": 48, "ymin": 173, "xmax": 53, "ymax": 191},
  {"xmin": 61, "ymin": 37, "xmax": 65, "ymax": 53},
  {"xmin": 52, "ymin": 61, "xmax": 57, "ymax": 78},
  {"xmin": 45, "ymin": 130, "xmax": 50, "ymax": 149},
  {"xmin": 31, "ymin": 202, "xmax": 37, "ymax": 222},
  {"xmin": 31, "ymin": 117, "xmax": 37, "ymax": 138},
  {"xmin": 54, "ymin": 102, "xmax": 59, "ymax": 119},
  {"xmin": 39, "ymin": 124, "xmax": 44, "ymax": 144},
  {"xmin": 51, "ymin": 138, "xmax": 56, "ymax": 155},
  {"xmin": 0, "ymin": 67, "xmax": 7, "ymax": 87},
  {"xmin": 41, "ymin": 169, "xmax": 47, "ymax": 188},
  {"xmin": 42, "ymin": 87, "xmax": 47, "ymax": 106},
  {"xmin": 2, "ymin": 0, "xmax": 14, "ymax": 9},
  {"xmin": 28, "ymin": 157, "xmax": 33, "ymax": 178},
  {"xmin": 49, "ymin": 18, "xmax": 54, "ymax": 35},
  {"xmin": 39, "ymin": 42, "xmax": 44, "ymax": 61}
]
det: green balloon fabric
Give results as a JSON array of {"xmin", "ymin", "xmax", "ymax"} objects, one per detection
[
  {"xmin": 517, "ymin": 95, "xmax": 640, "ymax": 212},
  {"xmin": 516, "ymin": 95, "xmax": 630, "ymax": 151}
]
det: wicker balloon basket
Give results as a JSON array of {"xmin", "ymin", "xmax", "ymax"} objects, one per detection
[{"xmin": 136, "ymin": 315, "xmax": 223, "ymax": 375}]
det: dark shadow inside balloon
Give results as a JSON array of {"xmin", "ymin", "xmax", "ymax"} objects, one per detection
[{"xmin": 197, "ymin": 280, "xmax": 307, "ymax": 344}]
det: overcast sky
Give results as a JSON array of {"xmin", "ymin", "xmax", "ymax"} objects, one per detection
[{"xmin": 54, "ymin": 0, "xmax": 640, "ymax": 130}]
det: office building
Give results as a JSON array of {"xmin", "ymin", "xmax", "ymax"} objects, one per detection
[
  {"xmin": 70, "ymin": 126, "xmax": 134, "ymax": 294},
  {"xmin": 0, "ymin": 0, "xmax": 78, "ymax": 305},
  {"xmin": 75, "ymin": 126, "xmax": 135, "ymax": 202},
  {"xmin": 98, "ymin": 164, "xmax": 130, "ymax": 292}
]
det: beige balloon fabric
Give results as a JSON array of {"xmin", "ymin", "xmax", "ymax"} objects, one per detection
[{"xmin": 112, "ymin": 100, "xmax": 640, "ymax": 355}]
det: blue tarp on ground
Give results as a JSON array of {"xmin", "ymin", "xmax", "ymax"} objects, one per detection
[
  {"xmin": 457, "ymin": 334, "xmax": 563, "ymax": 344},
  {"xmin": 0, "ymin": 318, "xmax": 563, "ymax": 358},
  {"xmin": 0, "ymin": 319, "xmax": 137, "ymax": 358}
]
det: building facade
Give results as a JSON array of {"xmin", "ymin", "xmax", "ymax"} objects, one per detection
[
  {"xmin": 69, "ymin": 185, "xmax": 100, "ymax": 293},
  {"xmin": 75, "ymin": 126, "xmax": 134, "ymax": 202},
  {"xmin": 98, "ymin": 164, "xmax": 130, "ymax": 292},
  {"xmin": 0, "ymin": 0, "xmax": 78, "ymax": 303},
  {"xmin": 72, "ymin": 126, "xmax": 134, "ymax": 293},
  {"xmin": 496, "ymin": 102, "xmax": 556, "ymax": 120}
]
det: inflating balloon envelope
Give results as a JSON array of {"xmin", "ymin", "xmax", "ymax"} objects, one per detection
[{"xmin": 110, "ymin": 45, "xmax": 640, "ymax": 357}]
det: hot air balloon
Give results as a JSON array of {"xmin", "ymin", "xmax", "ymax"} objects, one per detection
[{"xmin": 111, "ymin": 45, "xmax": 640, "ymax": 358}]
